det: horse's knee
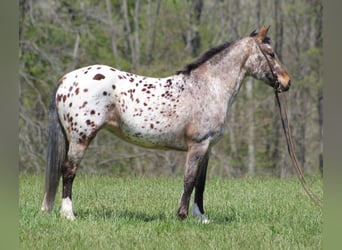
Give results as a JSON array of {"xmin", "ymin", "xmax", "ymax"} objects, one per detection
[
  {"xmin": 61, "ymin": 159, "xmax": 78, "ymax": 200},
  {"xmin": 62, "ymin": 160, "xmax": 77, "ymax": 179},
  {"xmin": 67, "ymin": 142, "xmax": 88, "ymax": 164}
]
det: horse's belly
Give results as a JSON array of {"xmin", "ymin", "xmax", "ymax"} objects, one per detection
[{"xmin": 105, "ymin": 121, "xmax": 188, "ymax": 151}]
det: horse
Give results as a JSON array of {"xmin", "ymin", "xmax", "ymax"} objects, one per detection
[{"xmin": 41, "ymin": 27, "xmax": 291, "ymax": 223}]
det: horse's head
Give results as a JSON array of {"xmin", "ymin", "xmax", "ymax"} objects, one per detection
[{"xmin": 247, "ymin": 26, "xmax": 291, "ymax": 92}]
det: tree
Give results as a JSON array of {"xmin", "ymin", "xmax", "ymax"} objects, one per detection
[{"xmin": 19, "ymin": 0, "xmax": 323, "ymax": 177}]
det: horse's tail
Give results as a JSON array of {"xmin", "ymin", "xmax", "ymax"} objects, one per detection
[{"xmin": 41, "ymin": 86, "xmax": 68, "ymax": 212}]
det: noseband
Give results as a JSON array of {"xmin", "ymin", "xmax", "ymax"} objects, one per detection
[{"xmin": 255, "ymin": 41, "xmax": 281, "ymax": 92}]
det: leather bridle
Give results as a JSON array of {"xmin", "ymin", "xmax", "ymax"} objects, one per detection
[{"xmin": 255, "ymin": 40, "xmax": 282, "ymax": 92}]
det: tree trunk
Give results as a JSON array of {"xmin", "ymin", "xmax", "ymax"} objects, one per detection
[
  {"xmin": 273, "ymin": 0, "xmax": 284, "ymax": 176},
  {"xmin": 133, "ymin": 0, "xmax": 141, "ymax": 68},
  {"xmin": 227, "ymin": 107, "xmax": 237, "ymax": 176},
  {"xmin": 105, "ymin": 0, "xmax": 119, "ymax": 63},
  {"xmin": 317, "ymin": 89, "xmax": 323, "ymax": 176},
  {"xmin": 185, "ymin": 0, "xmax": 203, "ymax": 56},
  {"xmin": 246, "ymin": 78, "xmax": 255, "ymax": 175},
  {"xmin": 145, "ymin": 0, "xmax": 161, "ymax": 65},
  {"xmin": 122, "ymin": 0, "xmax": 135, "ymax": 67},
  {"xmin": 314, "ymin": 0, "xmax": 323, "ymax": 175},
  {"xmin": 71, "ymin": 32, "xmax": 80, "ymax": 69}
]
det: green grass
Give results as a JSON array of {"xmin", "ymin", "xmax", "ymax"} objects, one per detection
[{"xmin": 19, "ymin": 174, "xmax": 322, "ymax": 249}]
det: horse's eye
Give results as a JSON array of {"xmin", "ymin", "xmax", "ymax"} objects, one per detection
[{"xmin": 269, "ymin": 52, "xmax": 275, "ymax": 58}]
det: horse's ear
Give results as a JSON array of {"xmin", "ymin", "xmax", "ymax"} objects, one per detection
[{"xmin": 256, "ymin": 26, "xmax": 270, "ymax": 43}]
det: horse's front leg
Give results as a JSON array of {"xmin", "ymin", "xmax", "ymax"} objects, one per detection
[
  {"xmin": 178, "ymin": 140, "xmax": 210, "ymax": 220},
  {"xmin": 193, "ymin": 150, "xmax": 210, "ymax": 223}
]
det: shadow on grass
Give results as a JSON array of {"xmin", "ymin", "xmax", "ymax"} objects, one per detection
[
  {"xmin": 76, "ymin": 206, "xmax": 167, "ymax": 222},
  {"xmin": 115, "ymin": 209, "xmax": 167, "ymax": 222},
  {"xmin": 208, "ymin": 206, "xmax": 251, "ymax": 225},
  {"xmin": 74, "ymin": 205, "xmax": 249, "ymax": 224}
]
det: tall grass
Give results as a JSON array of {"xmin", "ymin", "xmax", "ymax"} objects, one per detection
[{"xmin": 19, "ymin": 174, "xmax": 322, "ymax": 249}]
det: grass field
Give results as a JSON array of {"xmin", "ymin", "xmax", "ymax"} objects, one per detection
[{"xmin": 19, "ymin": 174, "xmax": 322, "ymax": 249}]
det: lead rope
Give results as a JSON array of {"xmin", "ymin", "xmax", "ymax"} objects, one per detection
[
  {"xmin": 256, "ymin": 41, "xmax": 322, "ymax": 208},
  {"xmin": 275, "ymin": 92, "xmax": 322, "ymax": 208}
]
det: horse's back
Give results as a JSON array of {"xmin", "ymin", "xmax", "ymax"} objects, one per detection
[{"xmin": 55, "ymin": 65, "xmax": 190, "ymax": 150}]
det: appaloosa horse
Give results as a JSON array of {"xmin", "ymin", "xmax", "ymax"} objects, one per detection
[{"xmin": 41, "ymin": 27, "xmax": 291, "ymax": 223}]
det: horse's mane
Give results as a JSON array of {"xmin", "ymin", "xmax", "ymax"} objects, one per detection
[
  {"xmin": 176, "ymin": 41, "xmax": 232, "ymax": 75},
  {"xmin": 177, "ymin": 29, "xmax": 270, "ymax": 75}
]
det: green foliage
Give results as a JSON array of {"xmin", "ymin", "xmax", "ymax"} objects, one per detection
[
  {"xmin": 19, "ymin": 175, "xmax": 322, "ymax": 249},
  {"xmin": 19, "ymin": 0, "xmax": 323, "ymax": 177}
]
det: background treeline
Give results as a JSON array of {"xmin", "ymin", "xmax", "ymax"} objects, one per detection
[{"xmin": 19, "ymin": 0, "xmax": 322, "ymax": 177}]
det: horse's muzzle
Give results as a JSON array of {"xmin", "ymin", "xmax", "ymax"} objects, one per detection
[
  {"xmin": 275, "ymin": 78, "xmax": 291, "ymax": 93},
  {"xmin": 278, "ymin": 79, "xmax": 291, "ymax": 92}
]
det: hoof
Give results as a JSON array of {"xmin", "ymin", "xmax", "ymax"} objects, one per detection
[
  {"xmin": 41, "ymin": 194, "xmax": 54, "ymax": 212},
  {"xmin": 60, "ymin": 210, "xmax": 76, "ymax": 220},
  {"xmin": 199, "ymin": 215, "xmax": 210, "ymax": 224},
  {"xmin": 177, "ymin": 207, "xmax": 188, "ymax": 220},
  {"xmin": 192, "ymin": 203, "xmax": 210, "ymax": 224},
  {"xmin": 61, "ymin": 197, "xmax": 76, "ymax": 220}
]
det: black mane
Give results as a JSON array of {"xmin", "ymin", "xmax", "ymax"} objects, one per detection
[
  {"xmin": 176, "ymin": 41, "xmax": 232, "ymax": 75},
  {"xmin": 177, "ymin": 29, "xmax": 271, "ymax": 75}
]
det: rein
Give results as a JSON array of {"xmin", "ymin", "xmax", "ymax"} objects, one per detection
[
  {"xmin": 256, "ymin": 41, "xmax": 323, "ymax": 208},
  {"xmin": 275, "ymin": 92, "xmax": 322, "ymax": 208}
]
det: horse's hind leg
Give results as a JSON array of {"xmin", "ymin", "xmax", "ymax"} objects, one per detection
[
  {"xmin": 60, "ymin": 141, "xmax": 88, "ymax": 220},
  {"xmin": 193, "ymin": 151, "xmax": 210, "ymax": 223},
  {"xmin": 178, "ymin": 141, "xmax": 210, "ymax": 220}
]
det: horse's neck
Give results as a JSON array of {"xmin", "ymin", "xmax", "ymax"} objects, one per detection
[{"xmin": 191, "ymin": 40, "xmax": 251, "ymax": 106}]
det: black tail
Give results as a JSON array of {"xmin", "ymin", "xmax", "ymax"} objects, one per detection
[{"xmin": 41, "ymin": 86, "xmax": 68, "ymax": 212}]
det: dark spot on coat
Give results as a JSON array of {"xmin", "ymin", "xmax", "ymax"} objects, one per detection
[
  {"xmin": 57, "ymin": 94, "xmax": 62, "ymax": 102},
  {"xmin": 110, "ymin": 68, "xmax": 116, "ymax": 71},
  {"xmin": 75, "ymin": 88, "xmax": 80, "ymax": 95},
  {"xmin": 80, "ymin": 101, "xmax": 88, "ymax": 109},
  {"xmin": 63, "ymin": 95, "xmax": 67, "ymax": 102},
  {"xmin": 69, "ymin": 86, "xmax": 73, "ymax": 92},
  {"xmin": 84, "ymin": 88, "xmax": 88, "ymax": 92},
  {"xmin": 164, "ymin": 79, "xmax": 172, "ymax": 88},
  {"xmin": 129, "ymin": 78, "xmax": 134, "ymax": 82},
  {"xmin": 93, "ymin": 73, "xmax": 105, "ymax": 80},
  {"xmin": 112, "ymin": 85, "xmax": 116, "ymax": 89},
  {"xmin": 128, "ymin": 89, "xmax": 134, "ymax": 100},
  {"xmin": 103, "ymin": 91, "xmax": 108, "ymax": 96},
  {"xmin": 90, "ymin": 110, "xmax": 95, "ymax": 115},
  {"xmin": 150, "ymin": 124, "xmax": 154, "ymax": 129}
]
